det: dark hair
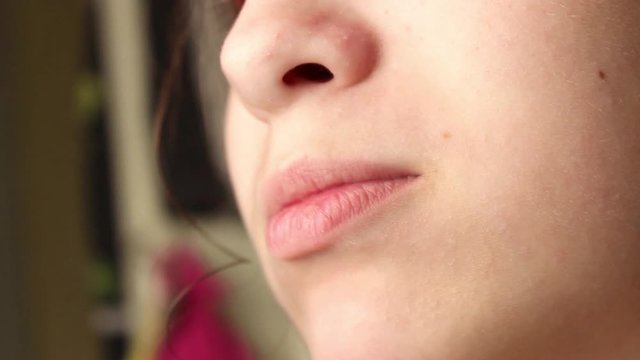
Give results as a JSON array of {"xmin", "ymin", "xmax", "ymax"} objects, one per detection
[
  {"xmin": 152, "ymin": 2, "xmax": 248, "ymax": 355},
  {"xmin": 153, "ymin": 0, "xmax": 244, "ymax": 261}
]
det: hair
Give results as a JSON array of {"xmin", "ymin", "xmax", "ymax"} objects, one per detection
[
  {"xmin": 153, "ymin": 0, "xmax": 242, "ymax": 260},
  {"xmin": 153, "ymin": 1, "xmax": 248, "ymax": 355}
]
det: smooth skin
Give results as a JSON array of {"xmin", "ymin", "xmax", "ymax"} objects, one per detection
[{"xmin": 220, "ymin": 1, "xmax": 640, "ymax": 359}]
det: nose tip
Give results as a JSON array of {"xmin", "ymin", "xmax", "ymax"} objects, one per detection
[{"xmin": 220, "ymin": 9, "xmax": 379, "ymax": 118}]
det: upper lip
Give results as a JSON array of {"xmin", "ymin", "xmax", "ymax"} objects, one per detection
[{"xmin": 263, "ymin": 158, "xmax": 420, "ymax": 219}]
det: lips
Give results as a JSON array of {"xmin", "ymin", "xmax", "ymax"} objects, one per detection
[{"xmin": 263, "ymin": 159, "xmax": 419, "ymax": 259}]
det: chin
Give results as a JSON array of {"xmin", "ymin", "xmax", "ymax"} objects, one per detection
[
  {"xmin": 304, "ymin": 317, "xmax": 416, "ymax": 360},
  {"xmin": 283, "ymin": 258, "xmax": 444, "ymax": 360},
  {"xmin": 301, "ymin": 305, "xmax": 455, "ymax": 360}
]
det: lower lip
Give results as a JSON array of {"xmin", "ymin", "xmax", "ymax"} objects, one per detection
[{"xmin": 267, "ymin": 176, "xmax": 417, "ymax": 259}]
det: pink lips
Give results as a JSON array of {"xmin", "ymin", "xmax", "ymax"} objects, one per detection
[{"xmin": 263, "ymin": 160, "xmax": 419, "ymax": 259}]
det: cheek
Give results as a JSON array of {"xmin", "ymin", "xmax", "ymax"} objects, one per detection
[
  {"xmin": 413, "ymin": 0, "xmax": 640, "ymax": 187},
  {"xmin": 224, "ymin": 93, "xmax": 269, "ymax": 233},
  {"xmin": 396, "ymin": 0, "xmax": 640, "ymax": 284}
]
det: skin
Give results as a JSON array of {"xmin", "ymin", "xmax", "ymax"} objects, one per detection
[{"xmin": 219, "ymin": 1, "xmax": 640, "ymax": 359}]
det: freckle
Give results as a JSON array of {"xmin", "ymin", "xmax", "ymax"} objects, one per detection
[
  {"xmin": 442, "ymin": 132, "xmax": 452, "ymax": 140},
  {"xmin": 598, "ymin": 70, "xmax": 607, "ymax": 80}
]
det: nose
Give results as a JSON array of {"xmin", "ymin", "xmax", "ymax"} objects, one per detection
[{"xmin": 220, "ymin": 4, "xmax": 380, "ymax": 119}]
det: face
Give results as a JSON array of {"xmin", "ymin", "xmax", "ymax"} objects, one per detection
[{"xmin": 219, "ymin": 1, "xmax": 640, "ymax": 359}]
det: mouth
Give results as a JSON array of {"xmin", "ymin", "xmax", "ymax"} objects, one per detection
[{"xmin": 263, "ymin": 159, "xmax": 420, "ymax": 259}]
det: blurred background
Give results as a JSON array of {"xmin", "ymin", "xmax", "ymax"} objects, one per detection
[{"xmin": 0, "ymin": 1, "xmax": 308, "ymax": 359}]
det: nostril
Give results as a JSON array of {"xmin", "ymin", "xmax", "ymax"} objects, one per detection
[{"xmin": 282, "ymin": 63, "xmax": 334, "ymax": 86}]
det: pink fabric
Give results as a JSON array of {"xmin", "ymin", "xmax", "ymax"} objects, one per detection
[{"xmin": 155, "ymin": 247, "xmax": 253, "ymax": 360}]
